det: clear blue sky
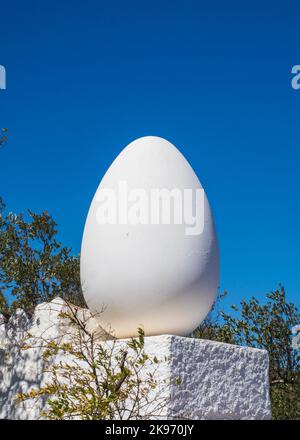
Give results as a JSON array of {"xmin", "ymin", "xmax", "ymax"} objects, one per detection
[{"xmin": 0, "ymin": 1, "xmax": 299, "ymax": 309}]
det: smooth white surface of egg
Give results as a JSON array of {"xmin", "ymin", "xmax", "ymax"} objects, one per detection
[{"xmin": 80, "ymin": 136, "xmax": 219, "ymax": 338}]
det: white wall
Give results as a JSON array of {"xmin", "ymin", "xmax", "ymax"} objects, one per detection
[{"xmin": 0, "ymin": 298, "xmax": 272, "ymax": 420}]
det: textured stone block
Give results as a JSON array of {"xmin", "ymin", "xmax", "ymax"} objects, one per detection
[
  {"xmin": 0, "ymin": 301, "xmax": 272, "ymax": 420},
  {"xmin": 143, "ymin": 335, "xmax": 272, "ymax": 420}
]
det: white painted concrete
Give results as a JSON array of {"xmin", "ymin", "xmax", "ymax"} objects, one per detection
[
  {"xmin": 145, "ymin": 335, "xmax": 272, "ymax": 420},
  {"xmin": 0, "ymin": 299, "xmax": 271, "ymax": 420}
]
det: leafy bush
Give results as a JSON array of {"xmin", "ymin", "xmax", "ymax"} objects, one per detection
[
  {"xmin": 0, "ymin": 200, "xmax": 85, "ymax": 315},
  {"xmin": 194, "ymin": 286, "xmax": 300, "ymax": 420},
  {"xmin": 16, "ymin": 303, "xmax": 166, "ymax": 420}
]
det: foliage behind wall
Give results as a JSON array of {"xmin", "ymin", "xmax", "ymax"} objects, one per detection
[{"xmin": 0, "ymin": 199, "xmax": 299, "ymax": 419}]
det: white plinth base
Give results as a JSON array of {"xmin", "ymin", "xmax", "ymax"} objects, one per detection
[
  {"xmin": 143, "ymin": 335, "xmax": 272, "ymax": 420},
  {"xmin": 0, "ymin": 301, "xmax": 272, "ymax": 420}
]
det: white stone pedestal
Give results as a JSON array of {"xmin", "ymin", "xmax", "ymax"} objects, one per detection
[
  {"xmin": 143, "ymin": 335, "xmax": 272, "ymax": 420},
  {"xmin": 0, "ymin": 300, "xmax": 272, "ymax": 420}
]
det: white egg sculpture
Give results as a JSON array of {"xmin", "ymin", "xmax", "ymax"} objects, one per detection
[{"xmin": 80, "ymin": 136, "xmax": 219, "ymax": 338}]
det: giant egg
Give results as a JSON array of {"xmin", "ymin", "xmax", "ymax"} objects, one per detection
[{"xmin": 80, "ymin": 136, "xmax": 219, "ymax": 338}]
